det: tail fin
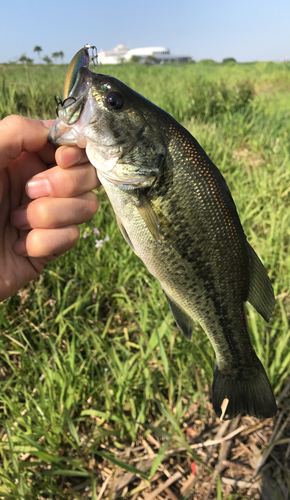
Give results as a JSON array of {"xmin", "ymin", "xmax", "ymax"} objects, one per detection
[{"xmin": 212, "ymin": 359, "xmax": 277, "ymax": 420}]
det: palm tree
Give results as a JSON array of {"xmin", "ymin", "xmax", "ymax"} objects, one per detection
[
  {"xmin": 58, "ymin": 51, "xmax": 64, "ymax": 63},
  {"xmin": 34, "ymin": 46, "xmax": 42, "ymax": 63},
  {"xmin": 43, "ymin": 55, "xmax": 52, "ymax": 64},
  {"xmin": 19, "ymin": 54, "xmax": 33, "ymax": 64},
  {"xmin": 52, "ymin": 52, "xmax": 59, "ymax": 63},
  {"xmin": 19, "ymin": 54, "xmax": 28, "ymax": 64}
]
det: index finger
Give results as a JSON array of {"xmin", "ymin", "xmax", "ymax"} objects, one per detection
[{"xmin": 0, "ymin": 116, "xmax": 52, "ymax": 170}]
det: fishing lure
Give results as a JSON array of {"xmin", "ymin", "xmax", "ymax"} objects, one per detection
[{"xmin": 54, "ymin": 44, "xmax": 98, "ymax": 116}]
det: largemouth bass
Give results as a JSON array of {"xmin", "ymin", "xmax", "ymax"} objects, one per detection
[{"xmin": 49, "ymin": 54, "xmax": 277, "ymax": 420}]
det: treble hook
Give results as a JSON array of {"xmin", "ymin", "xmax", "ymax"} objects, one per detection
[
  {"xmin": 54, "ymin": 94, "xmax": 77, "ymax": 117},
  {"xmin": 54, "ymin": 95, "xmax": 63, "ymax": 117}
]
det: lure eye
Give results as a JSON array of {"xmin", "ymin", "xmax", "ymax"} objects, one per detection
[{"xmin": 105, "ymin": 92, "xmax": 124, "ymax": 110}]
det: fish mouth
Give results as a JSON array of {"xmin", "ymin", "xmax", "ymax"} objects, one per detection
[
  {"xmin": 48, "ymin": 88, "xmax": 98, "ymax": 148},
  {"xmin": 48, "ymin": 122, "xmax": 86, "ymax": 147}
]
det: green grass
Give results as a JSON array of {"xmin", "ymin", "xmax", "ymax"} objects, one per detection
[{"xmin": 0, "ymin": 61, "xmax": 289, "ymax": 499}]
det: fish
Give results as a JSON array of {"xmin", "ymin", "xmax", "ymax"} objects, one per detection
[{"xmin": 48, "ymin": 52, "xmax": 277, "ymax": 420}]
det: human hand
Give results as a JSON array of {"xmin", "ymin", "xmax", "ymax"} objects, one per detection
[{"xmin": 0, "ymin": 115, "xmax": 99, "ymax": 302}]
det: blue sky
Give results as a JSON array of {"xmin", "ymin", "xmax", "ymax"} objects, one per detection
[{"xmin": 1, "ymin": 0, "xmax": 290, "ymax": 63}]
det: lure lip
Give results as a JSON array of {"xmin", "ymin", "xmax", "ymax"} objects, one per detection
[
  {"xmin": 63, "ymin": 44, "xmax": 98, "ymax": 100},
  {"xmin": 53, "ymin": 44, "xmax": 98, "ymax": 117}
]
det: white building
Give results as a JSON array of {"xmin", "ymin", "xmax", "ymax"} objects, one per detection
[
  {"xmin": 124, "ymin": 47, "xmax": 191, "ymax": 64},
  {"xmin": 98, "ymin": 44, "xmax": 129, "ymax": 65},
  {"xmin": 98, "ymin": 45, "xmax": 191, "ymax": 65},
  {"xmin": 124, "ymin": 46, "xmax": 170, "ymax": 62}
]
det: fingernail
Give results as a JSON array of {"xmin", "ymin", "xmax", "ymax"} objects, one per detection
[
  {"xmin": 41, "ymin": 119, "xmax": 55, "ymax": 130},
  {"xmin": 10, "ymin": 206, "xmax": 29, "ymax": 229},
  {"xmin": 26, "ymin": 177, "xmax": 51, "ymax": 198},
  {"xmin": 13, "ymin": 238, "xmax": 28, "ymax": 256}
]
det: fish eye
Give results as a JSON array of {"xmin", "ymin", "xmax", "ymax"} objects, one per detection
[{"xmin": 105, "ymin": 92, "xmax": 124, "ymax": 110}]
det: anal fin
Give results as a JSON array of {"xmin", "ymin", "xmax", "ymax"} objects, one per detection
[{"xmin": 163, "ymin": 291, "xmax": 195, "ymax": 341}]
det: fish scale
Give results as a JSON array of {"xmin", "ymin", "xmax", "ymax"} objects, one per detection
[
  {"xmin": 147, "ymin": 128, "xmax": 249, "ymax": 355},
  {"xmin": 49, "ymin": 57, "xmax": 277, "ymax": 421}
]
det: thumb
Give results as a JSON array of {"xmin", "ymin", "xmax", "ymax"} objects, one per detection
[{"xmin": 0, "ymin": 116, "xmax": 54, "ymax": 170}]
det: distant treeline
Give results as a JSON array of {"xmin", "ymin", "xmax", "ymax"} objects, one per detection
[{"xmin": 13, "ymin": 46, "xmax": 65, "ymax": 65}]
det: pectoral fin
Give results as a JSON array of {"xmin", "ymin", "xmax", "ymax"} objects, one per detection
[
  {"xmin": 135, "ymin": 194, "xmax": 162, "ymax": 245},
  {"xmin": 163, "ymin": 291, "xmax": 195, "ymax": 341},
  {"xmin": 246, "ymin": 242, "xmax": 275, "ymax": 322}
]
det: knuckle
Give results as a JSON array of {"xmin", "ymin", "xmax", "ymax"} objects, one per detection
[
  {"xmin": 27, "ymin": 226, "xmax": 80, "ymax": 257},
  {"xmin": 49, "ymin": 167, "xmax": 79, "ymax": 196},
  {"xmin": 1, "ymin": 115, "xmax": 24, "ymax": 128},
  {"xmin": 67, "ymin": 225, "xmax": 80, "ymax": 242},
  {"xmin": 59, "ymin": 225, "xmax": 80, "ymax": 250},
  {"xmin": 29, "ymin": 198, "xmax": 51, "ymax": 226},
  {"xmin": 26, "ymin": 229, "xmax": 43, "ymax": 256}
]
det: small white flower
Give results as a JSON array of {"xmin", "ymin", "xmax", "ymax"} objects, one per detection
[{"xmin": 95, "ymin": 239, "xmax": 103, "ymax": 248}]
